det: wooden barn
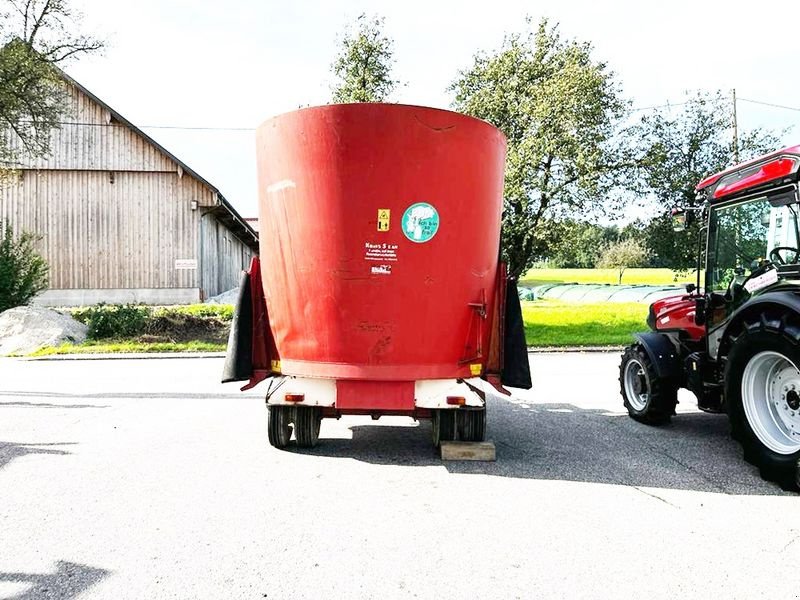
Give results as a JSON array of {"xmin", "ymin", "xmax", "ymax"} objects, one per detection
[{"xmin": 0, "ymin": 72, "xmax": 258, "ymax": 306}]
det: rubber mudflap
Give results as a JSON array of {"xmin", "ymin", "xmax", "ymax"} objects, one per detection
[
  {"xmin": 221, "ymin": 271, "xmax": 254, "ymax": 383},
  {"xmin": 501, "ymin": 279, "xmax": 532, "ymax": 389}
]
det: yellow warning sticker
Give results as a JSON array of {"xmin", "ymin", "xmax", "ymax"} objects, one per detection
[
  {"xmin": 470, "ymin": 363, "xmax": 482, "ymax": 376},
  {"xmin": 377, "ymin": 209, "xmax": 391, "ymax": 232},
  {"xmin": 271, "ymin": 360, "xmax": 282, "ymax": 373}
]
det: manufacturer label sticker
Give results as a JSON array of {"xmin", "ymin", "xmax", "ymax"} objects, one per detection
[
  {"xmin": 365, "ymin": 242, "xmax": 398, "ymax": 262},
  {"xmin": 744, "ymin": 268, "xmax": 779, "ymax": 293},
  {"xmin": 470, "ymin": 363, "xmax": 482, "ymax": 376},
  {"xmin": 402, "ymin": 202, "xmax": 439, "ymax": 243},
  {"xmin": 377, "ymin": 209, "xmax": 391, "ymax": 232}
]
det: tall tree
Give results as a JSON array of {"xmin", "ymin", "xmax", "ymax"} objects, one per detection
[
  {"xmin": 330, "ymin": 14, "xmax": 398, "ymax": 103},
  {"xmin": 450, "ymin": 18, "xmax": 634, "ymax": 279},
  {"xmin": 545, "ymin": 219, "xmax": 619, "ymax": 268},
  {"xmin": 636, "ymin": 91, "xmax": 780, "ymax": 268},
  {"xmin": 0, "ymin": 0, "xmax": 103, "ymax": 164}
]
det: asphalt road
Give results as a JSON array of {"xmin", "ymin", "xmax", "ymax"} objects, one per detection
[{"xmin": 0, "ymin": 353, "xmax": 798, "ymax": 600}]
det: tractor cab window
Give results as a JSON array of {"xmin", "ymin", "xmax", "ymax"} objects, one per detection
[{"xmin": 707, "ymin": 193, "xmax": 800, "ymax": 293}]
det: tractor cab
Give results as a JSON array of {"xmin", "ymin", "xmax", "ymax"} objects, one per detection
[
  {"xmin": 695, "ymin": 146, "xmax": 800, "ymax": 327},
  {"xmin": 620, "ymin": 145, "xmax": 800, "ymax": 492}
]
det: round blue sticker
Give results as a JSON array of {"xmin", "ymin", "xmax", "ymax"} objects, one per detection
[{"xmin": 401, "ymin": 202, "xmax": 439, "ymax": 243}]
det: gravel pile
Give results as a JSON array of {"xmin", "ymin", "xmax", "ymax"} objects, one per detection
[{"xmin": 0, "ymin": 306, "xmax": 88, "ymax": 355}]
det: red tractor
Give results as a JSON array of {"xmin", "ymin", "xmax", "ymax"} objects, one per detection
[{"xmin": 620, "ymin": 145, "xmax": 800, "ymax": 491}]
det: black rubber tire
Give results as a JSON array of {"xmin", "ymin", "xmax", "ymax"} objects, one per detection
[
  {"xmin": 294, "ymin": 407, "xmax": 322, "ymax": 448},
  {"xmin": 619, "ymin": 344, "xmax": 678, "ymax": 425},
  {"xmin": 458, "ymin": 409, "xmax": 487, "ymax": 442},
  {"xmin": 724, "ymin": 316, "xmax": 800, "ymax": 491},
  {"xmin": 431, "ymin": 410, "xmax": 456, "ymax": 447},
  {"xmin": 267, "ymin": 405, "xmax": 292, "ymax": 449}
]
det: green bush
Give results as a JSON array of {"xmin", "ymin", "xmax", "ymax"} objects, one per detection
[
  {"xmin": 152, "ymin": 304, "xmax": 234, "ymax": 321},
  {"xmin": 0, "ymin": 220, "xmax": 49, "ymax": 312},
  {"xmin": 68, "ymin": 303, "xmax": 234, "ymax": 341},
  {"xmin": 81, "ymin": 304, "xmax": 150, "ymax": 339}
]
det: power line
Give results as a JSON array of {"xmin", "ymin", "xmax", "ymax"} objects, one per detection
[
  {"xmin": 17, "ymin": 120, "xmax": 256, "ymax": 131},
  {"xmin": 629, "ymin": 101, "xmax": 691, "ymax": 112},
  {"xmin": 14, "ymin": 95, "xmax": 800, "ymax": 132},
  {"xmin": 631, "ymin": 96, "xmax": 800, "ymax": 115},
  {"xmin": 139, "ymin": 124, "xmax": 255, "ymax": 131},
  {"xmin": 737, "ymin": 97, "xmax": 800, "ymax": 113}
]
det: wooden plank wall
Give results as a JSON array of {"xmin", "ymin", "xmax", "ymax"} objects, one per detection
[
  {"xmin": 0, "ymin": 170, "xmax": 212, "ymax": 289},
  {"xmin": 4, "ymin": 85, "xmax": 187, "ymax": 175},
  {"xmin": 0, "ymin": 80, "xmax": 255, "ymax": 298},
  {"xmin": 200, "ymin": 215, "xmax": 254, "ymax": 298}
]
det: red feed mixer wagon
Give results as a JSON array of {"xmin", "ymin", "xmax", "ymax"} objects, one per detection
[{"xmin": 223, "ymin": 103, "xmax": 531, "ymax": 450}]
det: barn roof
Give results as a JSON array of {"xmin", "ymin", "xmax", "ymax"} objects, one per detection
[{"xmin": 60, "ymin": 71, "xmax": 259, "ymax": 252}]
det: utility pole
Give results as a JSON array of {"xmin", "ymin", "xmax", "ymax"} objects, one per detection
[{"xmin": 732, "ymin": 88, "xmax": 739, "ymax": 163}]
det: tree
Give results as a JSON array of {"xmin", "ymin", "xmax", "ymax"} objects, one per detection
[
  {"xmin": 635, "ymin": 91, "xmax": 779, "ymax": 269},
  {"xmin": 330, "ymin": 14, "xmax": 398, "ymax": 103},
  {"xmin": 450, "ymin": 18, "xmax": 635, "ymax": 279},
  {"xmin": 597, "ymin": 238, "xmax": 649, "ymax": 284},
  {"xmin": 0, "ymin": 0, "xmax": 103, "ymax": 165},
  {"xmin": 545, "ymin": 219, "xmax": 619, "ymax": 268},
  {"xmin": 0, "ymin": 219, "xmax": 48, "ymax": 311}
]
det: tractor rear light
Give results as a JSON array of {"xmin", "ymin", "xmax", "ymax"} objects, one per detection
[
  {"xmin": 446, "ymin": 396, "xmax": 466, "ymax": 406},
  {"xmin": 285, "ymin": 393, "xmax": 305, "ymax": 403}
]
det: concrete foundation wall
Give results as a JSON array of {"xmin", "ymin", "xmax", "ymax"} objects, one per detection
[{"xmin": 34, "ymin": 288, "xmax": 202, "ymax": 307}]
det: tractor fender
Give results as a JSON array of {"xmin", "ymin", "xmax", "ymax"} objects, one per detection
[
  {"xmin": 633, "ymin": 332, "xmax": 682, "ymax": 381},
  {"xmin": 715, "ymin": 290, "xmax": 800, "ymax": 359}
]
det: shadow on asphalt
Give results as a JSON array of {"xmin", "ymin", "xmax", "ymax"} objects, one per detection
[
  {"xmin": 0, "ymin": 441, "xmax": 76, "ymax": 471},
  {"xmin": 295, "ymin": 396, "xmax": 792, "ymax": 496},
  {"xmin": 0, "ymin": 560, "xmax": 109, "ymax": 599}
]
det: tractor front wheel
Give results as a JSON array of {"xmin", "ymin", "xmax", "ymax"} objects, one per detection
[
  {"xmin": 619, "ymin": 344, "xmax": 678, "ymax": 425},
  {"xmin": 725, "ymin": 321, "xmax": 800, "ymax": 491}
]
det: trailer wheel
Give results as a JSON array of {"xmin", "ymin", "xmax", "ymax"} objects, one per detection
[
  {"xmin": 431, "ymin": 410, "xmax": 456, "ymax": 447},
  {"xmin": 458, "ymin": 409, "xmax": 487, "ymax": 442},
  {"xmin": 267, "ymin": 405, "xmax": 292, "ymax": 449},
  {"xmin": 725, "ymin": 320, "xmax": 800, "ymax": 491},
  {"xmin": 619, "ymin": 344, "xmax": 677, "ymax": 425},
  {"xmin": 295, "ymin": 407, "xmax": 322, "ymax": 448}
]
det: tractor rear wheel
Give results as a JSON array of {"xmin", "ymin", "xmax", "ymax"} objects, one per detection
[
  {"xmin": 267, "ymin": 405, "xmax": 292, "ymax": 449},
  {"xmin": 725, "ymin": 320, "xmax": 800, "ymax": 491},
  {"xmin": 619, "ymin": 344, "xmax": 678, "ymax": 425},
  {"xmin": 295, "ymin": 407, "xmax": 322, "ymax": 448}
]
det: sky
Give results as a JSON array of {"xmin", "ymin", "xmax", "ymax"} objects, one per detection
[{"xmin": 63, "ymin": 0, "xmax": 800, "ymax": 219}]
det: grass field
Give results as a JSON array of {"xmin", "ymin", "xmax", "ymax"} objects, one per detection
[
  {"xmin": 522, "ymin": 300, "xmax": 648, "ymax": 347},
  {"xmin": 520, "ymin": 268, "xmax": 698, "ymax": 287},
  {"xmin": 24, "ymin": 298, "xmax": 640, "ymax": 354}
]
